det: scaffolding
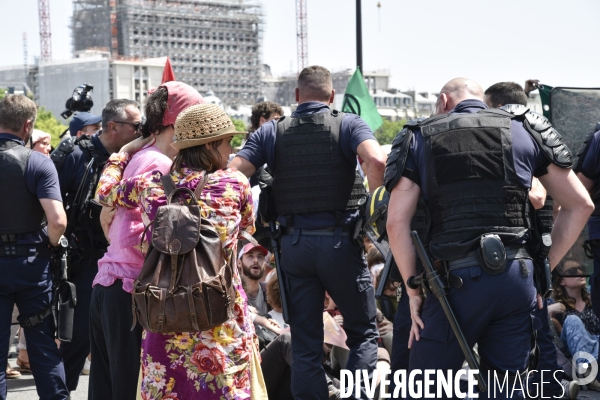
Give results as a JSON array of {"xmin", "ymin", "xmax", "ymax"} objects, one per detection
[{"xmin": 72, "ymin": 0, "xmax": 263, "ymax": 105}]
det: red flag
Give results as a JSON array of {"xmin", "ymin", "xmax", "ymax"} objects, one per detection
[{"xmin": 161, "ymin": 57, "xmax": 175, "ymax": 83}]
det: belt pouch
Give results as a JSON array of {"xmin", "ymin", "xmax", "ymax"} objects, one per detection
[{"xmin": 476, "ymin": 234, "xmax": 506, "ymax": 275}]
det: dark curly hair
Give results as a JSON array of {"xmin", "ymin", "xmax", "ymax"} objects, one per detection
[
  {"xmin": 142, "ymin": 86, "xmax": 169, "ymax": 137},
  {"xmin": 249, "ymin": 101, "xmax": 283, "ymax": 134},
  {"xmin": 551, "ymin": 260, "xmax": 591, "ymax": 310}
]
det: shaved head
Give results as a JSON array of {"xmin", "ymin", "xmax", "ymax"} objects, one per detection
[{"xmin": 435, "ymin": 78, "xmax": 484, "ymax": 115}]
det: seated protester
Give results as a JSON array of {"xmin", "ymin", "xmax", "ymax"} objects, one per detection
[
  {"xmin": 238, "ymin": 242, "xmax": 270, "ymax": 315},
  {"xmin": 551, "ymin": 261, "xmax": 600, "ymax": 387},
  {"xmin": 374, "ymin": 268, "xmax": 398, "ymax": 322},
  {"xmin": 265, "ymin": 272, "xmax": 289, "ymax": 329},
  {"xmin": 367, "ymin": 246, "xmax": 385, "ymax": 283}
]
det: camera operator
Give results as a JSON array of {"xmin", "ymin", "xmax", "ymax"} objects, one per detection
[
  {"xmin": 50, "ymin": 99, "xmax": 141, "ymax": 395},
  {"xmin": 69, "ymin": 112, "xmax": 101, "ymax": 138}
]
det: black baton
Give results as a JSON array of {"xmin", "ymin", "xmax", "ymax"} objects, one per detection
[
  {"xmin": 269, "ymin": 221, "xmax": 290, "ymax": 324},
  {"xmin": 409, "ymin": 231, "xmax": 487, "ymax": 393}
]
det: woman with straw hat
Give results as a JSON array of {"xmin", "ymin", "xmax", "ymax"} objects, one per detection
[{"xmin": 96, "ymin": 103, "xmax": 263, "ymax": 399}]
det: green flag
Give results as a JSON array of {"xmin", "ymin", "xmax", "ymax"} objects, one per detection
[
  {"xmin": 341, "ymin": 68, "xmax": 383, "ymax": 132},
  {"xmin": 537, "ymin": 84, "xmax": 553, "ymax": 120}
]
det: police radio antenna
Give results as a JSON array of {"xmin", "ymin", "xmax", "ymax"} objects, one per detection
[{"xmin": 61, "ymin": 84, "xmax": 94, "ymax": 119}]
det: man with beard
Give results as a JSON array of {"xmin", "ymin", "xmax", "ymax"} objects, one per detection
[{"xmin": 238, "ymin": 242, "xmax": 270, "ymax": 315}]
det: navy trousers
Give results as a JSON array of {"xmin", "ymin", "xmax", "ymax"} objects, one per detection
[
  {"xmin": 58, "ymin": 257, "xmax": 98, "ymax": 392},
  {"xmin": 0, "ymin": 255, "xmax": 68, "ymax": 400},
  {"xmin": 527, "ymin": 301, "xmax": 563, "ymax": 397},
  {"xmin": 406, "ymin": 259, "xmax": 536, "ymax": 400},
  {"xmin": 390, "ymin": 285, "xmax": 411, "ymax": 372},
  {"xmin": 88, "ymin": 280, "xmax": 142, "ymax": 400},
  {"xmin": 280, "ymin": 233, "xmax": 379, "ymax": 400},
  {"xmin": 590, "ymin": 246, "xmax": 600, "ymax": 321}
]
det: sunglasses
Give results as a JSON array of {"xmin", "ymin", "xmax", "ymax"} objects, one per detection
[{"xmin": 114, "ymin": 120, "xmax": 142, "ymax": 132}]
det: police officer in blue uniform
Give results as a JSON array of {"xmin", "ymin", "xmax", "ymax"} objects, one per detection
[
  {"xmin": 230, "ymin": 65, "xmax": 387, "ymax": 400},
  {"xmin": 51, "ymin": 99, "xmax": 140, "ymax": 394},
  {"xmin": 385, "ymin": 78, "xmax": 593, "ymax": 399},
  {"xmin": 575, "ymin": 124, "xmax": 600, "ymax": 321},
  {"xmin": 0, "ymin": 94, "xmax": 69, "ymax": 400}
]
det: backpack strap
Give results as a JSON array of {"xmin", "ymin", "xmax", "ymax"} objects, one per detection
[
  {"xmin": 160, "ymin": 174, "xmax": 178, "ymax": 200},
  {"xmin": 194, "ymin": 173, "xmax": 211, "ymax": 198}
]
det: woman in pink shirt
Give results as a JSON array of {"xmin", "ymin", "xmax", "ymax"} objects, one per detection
[{"xmin": 89, "ymin": 82, "xmax": 204, "ymax": 400}]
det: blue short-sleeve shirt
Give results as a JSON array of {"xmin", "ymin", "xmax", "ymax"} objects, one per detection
[
  {"xmin": 236, "ymin": 102, "xmax": 376, "ymax": 229},
  {"xmin": 404, "ymin": 100, "xmax": 547, "ymax": 200},
  {"xmin": 576, "ymin": 130, "xmax": 600, "ymax": 239},
  {"xmin": 0, "ymin": 133, "xmax": 62, "ymax": 245}
]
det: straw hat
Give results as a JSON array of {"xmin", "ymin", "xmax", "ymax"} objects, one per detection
[{"xmin": 172, "ymin": 104, "xmax": 242, "ymax": 150}]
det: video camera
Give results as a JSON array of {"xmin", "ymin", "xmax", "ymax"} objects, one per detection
[{"xmin": 61, "ymin": 84, "xmax": 94, "ymax": 119}]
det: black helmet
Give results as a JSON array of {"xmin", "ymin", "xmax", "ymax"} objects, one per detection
[{"xmin": 365, "ymin": 186, "xmax": 390, "ymax": 240}]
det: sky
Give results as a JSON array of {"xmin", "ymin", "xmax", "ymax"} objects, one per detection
[{"xmin": 1, "ymin": 0, "xmax": 600, "ymax": 93}]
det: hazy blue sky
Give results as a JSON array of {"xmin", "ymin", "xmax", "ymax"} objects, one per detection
[{"xmin": 1, "ymin": 0, "xmax": 599, "ymax": 92}]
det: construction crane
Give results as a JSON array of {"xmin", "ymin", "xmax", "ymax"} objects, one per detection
[
  {"xmin": 296, "ymin": 0, "xmax": 308, "ymax": 74},
  {"xmin": 38, "ymin": 0, "xmax": 52, "ymax": 62}
]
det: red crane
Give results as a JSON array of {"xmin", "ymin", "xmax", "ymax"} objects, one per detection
[
  {"xmin": 296, "ymin": 0, "xmax": 308, "ymax": 73},
  {"xmin": 38, "ymin": 0, "xmax": 52, "ymax": 62}
]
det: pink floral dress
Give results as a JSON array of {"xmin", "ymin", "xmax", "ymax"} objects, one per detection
[{"xmin": 96, "ymin": 152, "xmax": 257, "ymax": 400}]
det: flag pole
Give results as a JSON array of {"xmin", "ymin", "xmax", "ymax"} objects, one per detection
[{"xmin": 356, "ymin": 0, "xmax": 363, "ymax": 73}]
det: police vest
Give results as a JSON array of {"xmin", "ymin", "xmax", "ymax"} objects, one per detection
[
  {"xmin": 271, "ymin": 111, "xmax": 367, "ymax": 216},
  {"xmin": 51, "ymin": 135, "xmax": 109, "ymax": 247},
  {"xmin": 420, "ymin": 110, "xmax": 532, "ymax": 260},
  {"xmin": 0, "ymin": 140, "xmax": 45, "ymax": 235}
]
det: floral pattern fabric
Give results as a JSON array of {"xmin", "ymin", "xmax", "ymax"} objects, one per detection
[{"xmin": 96, "ymin": 152, "xmax": 256, "ymax": 400}]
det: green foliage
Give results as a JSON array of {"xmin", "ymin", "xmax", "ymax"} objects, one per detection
[
  {"xmin": 0, "ymin": 88, "xmax": 6, "ymax": 100},
  {"xmin": 231, "ymin": 118, "xmax": 247, "ymax": 149},
  {"xmin": 35, "ymin": 107, "xmax": 68, "ymax": 148},
  {"xmin": 374, "ymin": 119, "xmax": 407, "ymax": 145}
]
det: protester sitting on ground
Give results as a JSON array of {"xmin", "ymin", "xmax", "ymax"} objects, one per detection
[
  {"xmin": 551, "ymin": 261, "xmax": 600, "ymax": 389},
  {"xmin": 265, "ymin": 272, "xmax": 288, "ymax": 329},
  {"xmin": 25, "ymin": 129, "xmax": 52, "ymax": 156},
  {"xmin": 239, "ymin": 242, "xmax": 270, "ymax": 316},
  {"xmin": 367, "ymin": 246, "xmax": 385, "ymax": 282},
  {"xmin": 96, "ymin": 103, "xmax": 263, "ymax": 398}
]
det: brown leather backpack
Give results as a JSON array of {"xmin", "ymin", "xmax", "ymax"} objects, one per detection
[{"xmin": 131, "ymin": 174, "xmax": 235, "ymax": 334}]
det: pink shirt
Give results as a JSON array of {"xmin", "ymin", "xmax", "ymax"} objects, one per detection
[{"xmin": 93, "ymin": 145, "xmax": 172, "ymax": 292}]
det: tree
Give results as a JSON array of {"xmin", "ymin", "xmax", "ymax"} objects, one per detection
[
  {"xmin": 35, "ymin": 108, "xmax": 68, "ymax": 147},
  {"xmin": 374, "ymin": 119, "xmax": 406, "ymax": 145},
  {"xmin": 231, "ymin": 118, "xmax": 247, "ymax": 149}
]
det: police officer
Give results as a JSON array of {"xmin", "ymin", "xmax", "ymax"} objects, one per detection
[
  {"xmin": 485, "ymin": 81, "xmax": 579, "ymax": 399},
  {"xmin": 386, "ymin": 78, "xmax": 593, "ymax": 399},
  {"xmin": 0, "ymin": 94, "xmax": 69, "ymax": 400},
  {"xmin": 230, "ymin": 65, "xmax": 386, "ymax": 400},
  {"xmin": 575, "ymin": 124, "xmax": 600, "ymax": 321},
  {"xmin": 51, "ymin": 99, "xmax": 140, "ymax": 393}
]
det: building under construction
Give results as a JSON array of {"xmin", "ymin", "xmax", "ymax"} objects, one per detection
[{"xmin": 72, "ymin": 0, "xmax": 262, "ymax": 105}]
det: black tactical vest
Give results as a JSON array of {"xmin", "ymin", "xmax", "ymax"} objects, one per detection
[
  {"xmin": 0, "ymin": 140, "xmax": 45, "ymax": 234},
  {"xmin": 420, "ymin": 110, "xmax": 530, "ymax": 260},
  {"xmin": 52, "ymin": 135, "xmax": 109, "ymax": 248},
  {"xmin": 271, "ymin": 111, "xmax": 367, "ymax": 216}
]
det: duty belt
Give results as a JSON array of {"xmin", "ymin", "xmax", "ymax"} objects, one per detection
[
  {"xmin": 0, "ymin": 245, "xmax": 52, "ymax": 258},
  {"xmin": 447, "ymin": 247, "xmax": 531, "ymax": 271},
  {"xmin": 280, "ymin": 226, "xmax": 352, "ymax": 236}
]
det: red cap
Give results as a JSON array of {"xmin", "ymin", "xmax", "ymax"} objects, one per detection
[
  {"xmin": 148, "ymin": 81, "xmax": 204, "ymax": 127},
  {"xmin": 238, "ymin": 242, "xmax": 269, "ymax": 260}
]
